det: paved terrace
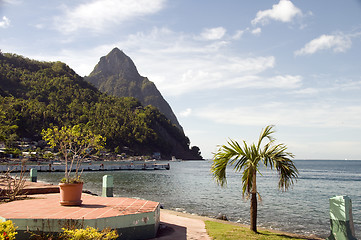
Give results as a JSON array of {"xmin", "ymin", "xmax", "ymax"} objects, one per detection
[{"xmin": 0, "ymin": 193, "xmax": 160, "ymax": 240}]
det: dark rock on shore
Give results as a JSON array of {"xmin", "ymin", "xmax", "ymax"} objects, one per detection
[{"xmin": 216, "ymin": 213, "xmax": 228, "ymax": 221}]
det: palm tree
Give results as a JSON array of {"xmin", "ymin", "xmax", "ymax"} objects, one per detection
[{"xmin": 211, "ymin": 125, "xmax": 298, "ymax": 233}]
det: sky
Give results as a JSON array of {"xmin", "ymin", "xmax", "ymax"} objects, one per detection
[{"xmin": 1, "ymin": 0, "xmax": 361, "ymax": 160}]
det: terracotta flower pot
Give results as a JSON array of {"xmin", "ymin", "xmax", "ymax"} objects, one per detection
[{"xmin": 59, "ymin": 182, "xmax": 83, "ymax": 206}]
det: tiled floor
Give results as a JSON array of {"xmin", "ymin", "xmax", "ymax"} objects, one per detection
[{"xmin": 0, "ymin": 193, "xmax": 159, "ymax": 220}]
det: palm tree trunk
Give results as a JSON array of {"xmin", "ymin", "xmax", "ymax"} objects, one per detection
[{"xmin": 250, "ymin": 170, "xmax": 257, "ymax": 233}]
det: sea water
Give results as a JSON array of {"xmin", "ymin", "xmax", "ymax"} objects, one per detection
[{"xmin": 37, "ymin": 160, "xmax": 361, "ymax": 238}]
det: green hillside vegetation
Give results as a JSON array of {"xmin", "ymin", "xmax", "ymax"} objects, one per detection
[{"xmin": 0, "ymin": 52, "xmax": 202, "ymax": 159}]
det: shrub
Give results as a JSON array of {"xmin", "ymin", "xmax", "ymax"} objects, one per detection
[
  {"xmin": 0, "ymin": 220, "xmax": 17, "ymax": 240},
  {"xmin": 1, "ymin": 162, "xmax": 27, "ymax": 202},
  {"xmin": 61, "ymin": 226, "xmax": 118, "ymax": 240}
]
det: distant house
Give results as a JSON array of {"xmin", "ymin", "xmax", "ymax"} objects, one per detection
[
  {"xmin": 152, "ymin": 152, "xmax": 161, "ymax": 160},
  {"xmin": 22, "ymin": 151, "xmax": 37, "ymax": 157},
  {"xmin": 0, "ymin": 142, "xmax": 6, "ymax": 158}
]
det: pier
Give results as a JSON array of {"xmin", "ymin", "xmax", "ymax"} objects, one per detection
[{"xmin": 0, "ymin": 162, "xmax": 170, "ymax": 173}]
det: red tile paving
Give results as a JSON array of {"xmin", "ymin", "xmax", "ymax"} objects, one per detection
[{"xmin": 0, "ymin": 193, "xmax": 159, "ymax": 220}]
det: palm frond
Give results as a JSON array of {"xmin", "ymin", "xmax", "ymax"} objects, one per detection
[
  {"xmin": 211, "ymin": 145, "xmax": 233, "ymax": 187},
  {"xmin": 211, "ymin": 139, "xmax": 245, "ymax": 186},
  {"xmin": 242, "ymin": 165, "xmax": 253, "ymax": 197},
  {"xmin": 212, "ymin": 125, "xmax": 298, "ymax": 200},
  {"xmin": 262, "ymin": 142, "xmax": 298, "ymax": 191},
  {"xmin": 211, "ymin": 138, "xmax": 254, "ymax": 194},
  {"xmin": 257, "ymin": 125, "xmax": 275, "ymax": 150},
  {"xmin": 276, "ymin": 158, "xmax": 298, "ymax": 191}
]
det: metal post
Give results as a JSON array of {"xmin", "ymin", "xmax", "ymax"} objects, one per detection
[
  {"xmin": 30, "ymin": 168, "xmax": 37, "ymax": 182},
  {"xmin": 102, "ymin": 175, "xmax": 113, "ymax": 197},
  {"xmin": 327, "ymin": 195, "xmax": 356, "ymax": 240}
]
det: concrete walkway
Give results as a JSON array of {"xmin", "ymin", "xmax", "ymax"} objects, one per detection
[
  {"xmin": 150, "ymin": 210, "xmax": 211, "ymax": 240},
  {"xmin": 151, "ymin": 209, "xmax": 324, "ymax": 240}
]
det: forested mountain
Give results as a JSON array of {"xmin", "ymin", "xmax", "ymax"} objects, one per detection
[
  {"xmin": 0, "ymin": 52, "xmax": 202, "ymax": 160},
  {"xmin": 85, "ymin": 48, "xmax": 183, "ymax": 131}
]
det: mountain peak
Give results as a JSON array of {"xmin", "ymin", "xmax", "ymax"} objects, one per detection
[
  {"xmin": 109, "ymin": 47, "xmax": 122, "ymax": 54},
  {"xmin": 95, "ymin": 48, "xmax": 139, "ymax": 78},
  {"xmin": 107, "ymin": 47, "xmax": 127, "ymax": 60},
  {"xmin": 85, "ymin": 48, "xmax": 184, "ymax": 132}
]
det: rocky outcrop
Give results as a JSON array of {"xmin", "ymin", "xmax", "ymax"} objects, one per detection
[{"xmin": 85, "ymin": 48, "xmax": 183, "ymax": 131}]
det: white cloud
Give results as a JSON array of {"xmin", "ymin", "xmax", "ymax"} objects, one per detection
[
  {"xmin": 199, "ymin": 27, "xmax": 226, "ymax": 40},
  {"xmin": 290, "ymin": 78, "xmax": 361, "ymax": 96},
  {"xmin": 143, "ymin": 55, "xmax": 277, "ymax": 95},
  {"xmin": 83, "ymin": 27, "xmax": 282, "ymax": 96},
  {"xmin": 334, "ymin": 79, "xmax": 361, "ymax": 91},
  {"xmin": 291, "ymin": 87, "xmax": 319, "ymax": 95},
  {"xmin": 33, "ymin": 23, "xmax": 45, "ymax": 29},
  {"xmin": 251, "ymin": 27, "xmax": 261, "ymax": 35},
  {"xmin": 220, "ymin": 56, "xmax": 275, "ymax": 73},
  {"xmin": 291, "ymin": 140, "xmax": 361, "ymax": 160},
  {"xmin": 252, "ymin": 0, "xmax": 302, "ymax": 25},
  {"xmin": 295, "ymin": 33, "xmax": 352, "ymax": 56},
  {"xmin": 264, "ymin": 75, "xmax": 302, "ymax": 88},
  {"xmin": 140, "ymin": 58, "xmax": 300, "ymax": 95},
  {"xmin": 210, "ymin": 74, "xmax": 301, "ymax": 90},
  {"xmin": 0, "ymin": 16, "xmax": 10, "ymax": 28},
  {"xmin": 232, "ymin": 30, "xmax": 244, "ymax": 40},
  {"xmin": 2, "ymin": 0, "xmax": 22, "ymax": 4},
  {"xmin": 29, "ymin": 27, "xmax": 299, "ymax": 97},
  {"xmin": 179, "ymin": 108, "xmax": 192, "ymax": 117},
  {"xmin": 55, "ymin": 0, "xmax": 165, "ymax": 34},
  {"xmin": 197, "ymin": 102, "xmax": 361, "ymax": 128}
]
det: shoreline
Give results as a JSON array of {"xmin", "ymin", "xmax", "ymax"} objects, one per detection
[{"xmin": 160, "ymin": 209, "xmax": 324, "ymax": 240}]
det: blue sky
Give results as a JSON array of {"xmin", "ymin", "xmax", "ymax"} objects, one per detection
[{"xmin": 1, "ymin": 0, "xmax": 361, "ymax": 160}]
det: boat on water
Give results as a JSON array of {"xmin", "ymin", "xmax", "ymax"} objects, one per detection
[
  {"xmin": 145, "ymin": 159, "xmax": 156, "ymax": 162},
  {"xmin": 171, "ymin": 156, "xmax": 182, "ymax": 162}
]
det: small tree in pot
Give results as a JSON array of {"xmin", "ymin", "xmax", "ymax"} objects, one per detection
[{"xmin": 42, "ymin": 124, "xmax": 105, "ymax": 205}]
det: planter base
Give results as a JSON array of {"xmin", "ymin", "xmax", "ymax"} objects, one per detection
[{"xmin": 60, "ymin": 200, "xmax": 82, "ymax": 206}]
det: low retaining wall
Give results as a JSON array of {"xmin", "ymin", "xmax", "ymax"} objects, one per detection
[{"xmin": 0, "ymin": 163, "xmax": 170, "ymax": 173}]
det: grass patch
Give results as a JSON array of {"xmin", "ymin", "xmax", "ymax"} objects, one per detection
[{"xmin": 205, "ymin": 220, "xmax": 305, "ymax": 240}]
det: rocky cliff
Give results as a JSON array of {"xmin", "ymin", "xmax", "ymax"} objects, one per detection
[{"xmin": 85, "ymin": 48, "xmax": 183, "ymax": 131}]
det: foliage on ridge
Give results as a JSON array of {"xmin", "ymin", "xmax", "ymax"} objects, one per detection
[{"xmin": 0, "ymin": 52, "xmax": 202, "ymax": 159}]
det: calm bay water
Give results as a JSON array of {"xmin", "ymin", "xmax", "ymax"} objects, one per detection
[{"xmin": 37, "ymin": 160, "xmax": 361, "ymax": 238}]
